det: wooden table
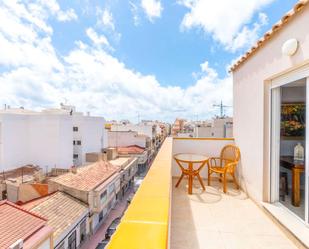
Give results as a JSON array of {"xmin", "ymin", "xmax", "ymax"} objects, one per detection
[
  {"xmin": 174, "ymin": 153, "xmax": 209, "ymax": 194},
  {"xmin": 280, "ymin": 156, "xmax": 305, "ymax": 207}
]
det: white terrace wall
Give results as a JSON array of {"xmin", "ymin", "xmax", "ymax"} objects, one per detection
[
  {"xmin": 233, "ymin": 5, "xmax": 309, "ymax": 202},
  {"xmin": 172, "ymin": 138, "xmax": 235, "ymax": 179}
]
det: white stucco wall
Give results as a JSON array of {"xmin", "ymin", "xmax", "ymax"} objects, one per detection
[
  {"xmin": 111, "ymin": 124, "xmax": 155, "ymax": 138},
  {"xmin": 233, "ymin": 5, "xmax": 309, "ymax": 202},
  {"xmin": 172, "ymin": 139, "xmax": 235, "ymax": 179},
  {"xmin": 73, "ymin": 115, "xmax": 105, "ymax": 165},
  {"xmin": 108, "ymin": 131, "xmax": 148, "ymax": 148},
  {"xmin": 0, "ymin": 113, "xmax": 73, "ymax": 172}
]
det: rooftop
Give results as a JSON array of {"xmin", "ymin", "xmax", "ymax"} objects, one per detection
[
  {"xmin": 0, "ymin": 165, "xmax": 41, "ymax": 183},
  {"xmin": 107, "ymin": 138, "xmax": 303, "ymax": 249},
  {"xmin": 117, "ymin": 145, "xmax": 145, "ymax": 154},
  {"xmin": 23, "ymin": 191, "xmax": 88, "ymax": 242},
  {"xmin": 49, "ymin": 161, "xmax": 119, "ymax": 191},
  {"xmin": 171, "ymin": 179, "xmax": 296, "ymax": 249},
  {"xmin": 109, "ymin": 157, "xmax": 134, "ymax": 169},
  {"xmin": 0, "ymin": 200, "xmax": 48, "ymax": 248}
]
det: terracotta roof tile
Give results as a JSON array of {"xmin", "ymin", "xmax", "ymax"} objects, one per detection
[
  {"xmin": 117, "ymin": 145, "xmax": 145, "ymax": 154},
  {"xmin": 49, "ymin": 161, "xmax": 120, "ymax": 191},
  {"xmin": 0, "ymin": 201, "xmax": 46, "ymax": 248},
  {"xmin": 24, "ymin": 192, "xmax": 88, "ymax": 242},
  {"xmin": 230, "ymin": 0, "xmax": 309, "ymax": 72}
]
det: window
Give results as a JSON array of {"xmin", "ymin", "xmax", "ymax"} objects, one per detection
[
  {"xmin": 73, "ymin": 126, "xmax": 78, "ymax": 132},
  {"xmin": 73, "ymin": 140, "xmax": 76, "ymax": 145},
  {"xmin": 73, "ymin": 154, "xmax": 78, "ymax": 159},
  {"xmin": 100, "ymin": 190, "xmax": 107, "ymax": 204},
  {"xmin": 107, "ymin": 200, "xmax": 112, "ymax": 210},
  {"xmin": 108, "ymin": 184, "xmax": 115, "ymax": 195},
  {"xmin": 68, "ymin": 231, "xmax": 76, "ymax": 249},
  {"xmin": 99, "ymin": 210, "xmax": 103, "ymax": 222},
  {"xmin": 77, "ymin": 140, "xmax": 81, "ymax": 145},
  {"xmin": 80, "ymin": 219, "xmax": 87, "ymax": 244}
]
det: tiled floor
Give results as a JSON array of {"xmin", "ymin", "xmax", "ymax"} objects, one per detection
[{"xmin": 171, "ymin": 178, "xmax": 298, "ymax": 249}]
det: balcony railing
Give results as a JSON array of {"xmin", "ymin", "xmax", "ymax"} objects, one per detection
[{"xmin": 107, "ymin": 137, "xmax": 172, "ymax": 249}]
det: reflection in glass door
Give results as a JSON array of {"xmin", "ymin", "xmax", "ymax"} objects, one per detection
[{"xmin": 271, "ymin": 78, "xmax": 307, "ymax": 221}]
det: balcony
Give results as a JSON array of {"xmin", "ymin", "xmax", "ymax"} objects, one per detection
[{"xmin": 107, "ymin": 137, "xmax": 300, "ymax": 249}]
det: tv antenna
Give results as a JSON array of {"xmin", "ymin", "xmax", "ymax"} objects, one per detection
[{"xmin": 213, "ymin": 101, "xmax": 231, "ymax": 118}]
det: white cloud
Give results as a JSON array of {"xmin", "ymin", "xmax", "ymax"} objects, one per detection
[
  {"xmin": 179, "ymin": 0, "xmax": 274, "ymax": 52},
  {"xmin": 95, "ymin": 7, "xmax": 121, "ymax": 42},
  {"xmin": 0, "ymin": 0, "xmax": 232, "ymax": 121},
  {"xmin": 129, "ymin": 1, "xmax": 140, "ymax": 26},
  {"xmin": 29, "ymin": 0, "xmax": 78, "ymax": 22},
  {"xmin": 57, "ymin": 8, "xmax": 78, "ymax": 22},
  {"xmin": 141, "ymin": 0, "xmax": 163, "ymax": 22},
  {"xmin": 102, "ymin": 9, "xmax": 115, "ymax": 30},
  {"xmin": 86, "ymin": 28, "xmax": 111, "ymax": 48},
  {"xmin": 96, "ymin": 8, "xmax": 115, "ymax": 30},
  {"xmin": 226, "ymin": 13, "xmax": 269, "ymax": 52}
]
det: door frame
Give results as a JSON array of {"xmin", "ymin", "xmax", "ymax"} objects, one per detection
[{"xmin": 269, "ymin": 64, "xmax": 309, "ymax": 225}]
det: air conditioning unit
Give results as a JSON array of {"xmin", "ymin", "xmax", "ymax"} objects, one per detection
[{"xmin": 9, "ymin": 239, "xmax": 23, "ymax": 249}]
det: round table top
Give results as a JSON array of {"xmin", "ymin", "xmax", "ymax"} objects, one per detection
[{"xmin": 173, "ymin": 153, "xmax": 208, "ymax": 163}]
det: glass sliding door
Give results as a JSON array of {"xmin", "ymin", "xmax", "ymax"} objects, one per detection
[{"xmin": 271, "ymin": 78, "xmax": 307, "ymax": 221}]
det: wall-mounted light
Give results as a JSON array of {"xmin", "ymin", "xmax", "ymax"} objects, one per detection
[{"xmin": 282, "ymin": 38, "xmax": 298, "ymax": 56}]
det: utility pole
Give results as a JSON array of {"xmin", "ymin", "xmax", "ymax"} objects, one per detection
[{"xmin": 213, "ymin": 101, "xmax": 231, "ymax": 118}]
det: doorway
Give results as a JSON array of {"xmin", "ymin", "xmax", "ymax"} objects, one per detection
[{"xmin": 271, "ymin": 78, "xmax": 307, "ymax": 221}]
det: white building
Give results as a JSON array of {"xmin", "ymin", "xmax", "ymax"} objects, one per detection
[
  {"xmin": 231, "ymin": 1, "xmax": 309, "ymax": 246},
  {"xmin": 110, "ymin": 123, "xmax": 156, "ymax": 139},
  {"xmin": 194, "ymin": 118, "xmax": 233, "ymax": 138},
  {"xmin": 107, "ymin": 130, "xmax": 150, "ymax": 148},
  {"xmin": 110, "ymin": 123, "xmax": 160, "ymax": 151},
  {"xmin": 0, "ymin": 108, "xmax": 73, "ymax": 173},
  {"xmin": 0, "ymin": 105, "xmax": 106, "ymax": 171},
  {"xmin": 72, "ymin": 114, "xmax": 106, "ymax": 166}
]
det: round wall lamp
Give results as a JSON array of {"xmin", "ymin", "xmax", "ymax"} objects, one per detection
[{"xmin": 282, "ymin": 38, "xmax": 298, "ymax": 56}]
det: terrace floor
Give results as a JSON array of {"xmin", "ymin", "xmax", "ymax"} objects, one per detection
[{"xmin": 171, "ymin": 178, "xmax": 298, "ymax": 249}]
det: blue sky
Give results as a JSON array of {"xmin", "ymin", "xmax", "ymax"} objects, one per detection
[{"xmin": 0, "ymin": 0, "xmax": 298, "ymax": 121}]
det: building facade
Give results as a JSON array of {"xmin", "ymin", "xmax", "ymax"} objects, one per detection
[
  {"xmin": 0, "ymin": 109, "xmax": 73, "ymax": 173},
  {"xmin": 0, "ymin": 105, "xmax": 106, "ymax": 172},
  {"xmin": 232, "ymin": 1, "xmax": 309, "ymax": 246}
]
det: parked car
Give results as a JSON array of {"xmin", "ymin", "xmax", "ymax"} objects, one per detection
[
  {"xmin": 127, "ymin": 192, "xmax": 135, "ymax": 204},
  {"xmin": 105, "ymin": 217, "xmax": 121, "ymax": 239},
  {"xmin": 95, "ymin": 238, "xmax": 110, "ymax": 249}
]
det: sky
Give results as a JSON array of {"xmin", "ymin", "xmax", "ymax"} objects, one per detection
[{"xmin": 0, "ymin": 0, "xmax": 298, "ymax": 122}]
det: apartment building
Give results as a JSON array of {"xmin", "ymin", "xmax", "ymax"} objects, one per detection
[
  {"xmin": 116, "ymin": 145, "xmax": 148, "ymax": 175},
  {"xmin": 110, "ymin": 122, "xmax": 160, "ymax": 151},
  {"xmin": 171, "ymin": 118, "xmax": 186, "ymax": 136},
  {"xmin": 194, "ymin": 117, "xmax": 233, "ymax": 138},
  {"xmin": 107, "ymin": 130, "xmax": 151, "ymax": 148},
  {"xmin": 109, "ymin": 157, "xmax": 138, "ymax": 198},
  {"xmin": 0, "ymin": 105, "xmax": 106, "ymax": 172},
  {"xmin": 48, "ymin": 161, "xmax": 122, "ymax": 233},
  {"xmin": 0, "ymin": 200, "xmax": 53, "ymax": 249},
  {"xmin": 22, "ymin": 192, "xmax": 89, "ymax": 249},
  {"xmin": 0, "ymin": 108, "xmax": 73, "ymax": 172},
  {"xmin": 59, "ymin": 104, "xmax": 106, "ymax": 166}
]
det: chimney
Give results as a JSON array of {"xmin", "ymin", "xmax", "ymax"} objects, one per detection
[{"xmin": 71, "ymin": 165, "xmax": 77, "ymax": 174}]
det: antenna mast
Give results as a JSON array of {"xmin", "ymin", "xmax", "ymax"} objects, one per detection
[{"xmin": 213, "ymin": 101, "xmax": 231, "ymax": 118}]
